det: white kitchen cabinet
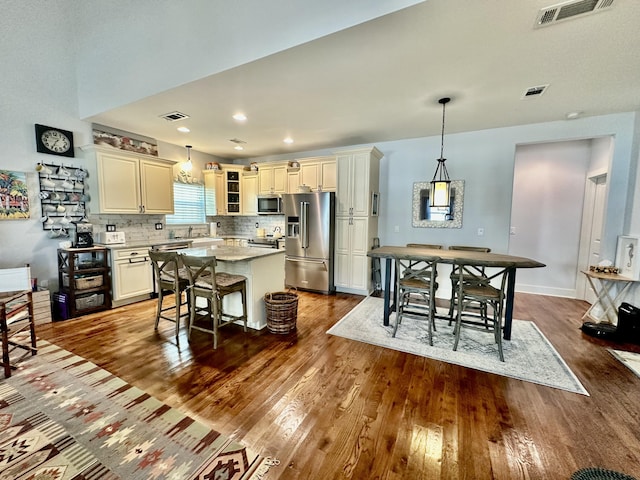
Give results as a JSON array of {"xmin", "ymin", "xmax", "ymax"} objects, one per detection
[
  {"xmin": 204, "ymin": 170, "xmax": 225, "ymax": 216},
  {"xmin": 335, "ymin": 216, "xmax": 370, "ymax": 291},
  {"xmin": 111, "ymin": 247, "xmax": 153, "ymax": 307},
  {"xmin": 258, "ymin": 163, "xmax": 287, "ymax": 194},
  {"xmin": 286, "ymin": 157, "xmax": 336, "ymax": 193},
  {"xmin": 242, "ymin": 172, "xmax": 258, "ymax": 215},
  {"xmin": 334, "ymin": 147, "xmax": 383, "ymax": 295},
  {"xmin": 83, "ymin": 145, "xmax": 175, "ymax": 214}
]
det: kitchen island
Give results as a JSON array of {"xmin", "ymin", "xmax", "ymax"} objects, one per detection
[{"xmin": 180, "ymin": 245, "xmax": 286, "ymax": 330}]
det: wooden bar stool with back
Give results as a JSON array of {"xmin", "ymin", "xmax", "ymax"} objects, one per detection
[
  {"xmin": 181, "ymin": 255, "xmax": 247, "ymax": 349},
  {"xmin": 149, "ymin": 250, "xmax": 190, "ymax": 346}
]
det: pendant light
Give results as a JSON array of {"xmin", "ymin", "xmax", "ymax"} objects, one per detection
[
  {"xmin": 184, "ymin": 144, "xmax": 193, "ymax": 171},
  {"xmin": 430, "ymin": 97, "xmax": 451, "ymax": 207}
]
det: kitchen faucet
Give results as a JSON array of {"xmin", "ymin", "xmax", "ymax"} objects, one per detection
[{"xmin": 188, "ymin": 226, "xmax": 193, "ymax": 238}]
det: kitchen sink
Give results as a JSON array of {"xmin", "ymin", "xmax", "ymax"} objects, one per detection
[{"xmin": 188, "ymin": 237, "xmax": 224, "ymax": 247}]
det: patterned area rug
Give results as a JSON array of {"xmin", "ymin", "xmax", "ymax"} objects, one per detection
[
  {"xmin": 609, "ymin": 349, "xmax": 640, "ymax": 379},
  {"xmin": 327, "ymin": 296, "xmax": 588, "ymax": 395},
  {"xmin": 0, "ymin": 339, "xmax": 276, "ymax": 479}
]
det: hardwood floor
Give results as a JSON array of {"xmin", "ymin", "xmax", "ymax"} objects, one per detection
[{"xmin": 34, "ymin": 292, "xmax": 640, "ymax": 479}]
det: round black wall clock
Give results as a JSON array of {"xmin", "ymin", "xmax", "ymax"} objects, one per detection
[{"xmin": 35, "ymin": 123, "xmax": 75, "ymax": 157}]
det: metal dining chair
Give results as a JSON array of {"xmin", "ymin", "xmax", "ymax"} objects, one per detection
[
  {"xmin": 149, "ymin": 250, "xmax": 190, "ymax": 346},
  {"xmin": 181, "ymin": 255, "xmax": 247, "ymax": 349},
  {"xmin": 452, "ymin": 260, "xmax": 515, "ymax": 361},
  {"xmin": 447, "ymin": 246, "xmax": 492, "ymax": 323},
  {"xmin": 393, "ymin": 253, "xmax": 441, "ymax": 345}
]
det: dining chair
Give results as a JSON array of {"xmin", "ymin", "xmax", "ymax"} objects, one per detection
[
  {"xmin": 181, "ymin": 255, "xmax": 247, "ymax": 349},
  {"xmin": 403, "ymin": 244, "xmax": 442, "ymax": 317},
  {"xmin": 452, "ymin": 260, "xmax": 515, "ymax": 362},
  {"xmin": 393, "ymin": 253, "xmax": 441, "ymax": 345},
  {"xmin": 149, "ymin": 250, "xmax": 190, "ymax": 346},
  {"xmin": 0, "ymin": 266, "xmax": 37, "ymax": 377},
  {"xmin": 447, "ymin": 246, "xmax": 492, "ymax": 323}
]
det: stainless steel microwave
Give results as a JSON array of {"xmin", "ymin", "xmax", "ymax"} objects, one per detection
[{"xmin": 257, "ymin": 194, "xmax": 283, "ymax": 214}]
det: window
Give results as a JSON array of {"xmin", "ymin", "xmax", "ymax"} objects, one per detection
[{"xmin": 165, "ymin": 182, "xmax": 205, "ymax": 225}]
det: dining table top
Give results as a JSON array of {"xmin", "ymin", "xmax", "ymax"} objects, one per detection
[{"xmin": 367, "ymin": 245, "xmax": 545, "ymax": 268}]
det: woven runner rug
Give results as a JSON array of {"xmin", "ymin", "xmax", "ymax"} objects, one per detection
[
  {"xmin": 328, "ymin": 296, "xmax": 589, "ymax": 396},
  {"xmin": 0, "ymin": 339, "xmax": 275, "ymax": 479}
]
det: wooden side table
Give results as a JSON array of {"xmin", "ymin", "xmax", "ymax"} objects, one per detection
[{"xmin": 581, "ymin": 270, "xmax": 636, "ymax": 324}]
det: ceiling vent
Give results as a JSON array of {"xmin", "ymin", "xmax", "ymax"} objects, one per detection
[
  {"xmin": 535, "ymin": 0, "xmax": 614, "ymax": 27},
  {"xmin": 522, "ymin": 84, "xmax": 549, "ymax": 99},
  {"xmin": 159, "ymin": 111, "xmax": 190, "ymax": 122}
]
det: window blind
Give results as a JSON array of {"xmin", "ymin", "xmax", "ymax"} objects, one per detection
[{"xmin": 165, "ymin": 182, "xmax": 205, "ymax": 225}]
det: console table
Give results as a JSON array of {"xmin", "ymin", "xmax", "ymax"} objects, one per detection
[{"xmin": 581, "ymin": 270, "xmax": 636, "ymax": 324}]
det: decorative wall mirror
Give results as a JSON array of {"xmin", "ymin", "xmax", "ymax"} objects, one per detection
[{"xmin": 412, "ymin": 180, "xmax": 464, "ymax": 228}]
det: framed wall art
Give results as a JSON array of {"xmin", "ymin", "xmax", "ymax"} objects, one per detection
[
  {"xmin": 0, "ymin": 170, "xmax": 30, "ymax": 220},
  {"xmin": 616, "ymin": 235, "xmax": 640, "ymax": 280}
]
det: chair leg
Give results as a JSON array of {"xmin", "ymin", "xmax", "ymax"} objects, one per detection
[
  {"xmin": 392, "ymin": 288, "xmax": 402, "ymax": 337},
  {"xmin": 241, "ymin": 284, "xmax": 248, "ymax": 332},
  {"xmin": 154, "ymin": 289, "xmax": 164, "ymax": 330},
  {"xmin": 448, "ymin": 278, "xmax": 457, "ymax": 324},
  {"xmin": 188, "ymin": 290, "xmax": 196, "ymax": 341}
]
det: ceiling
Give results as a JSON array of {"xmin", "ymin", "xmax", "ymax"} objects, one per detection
[{"xmin": 85, "ymin": 0, "xmax": 640, "ymax": 160}]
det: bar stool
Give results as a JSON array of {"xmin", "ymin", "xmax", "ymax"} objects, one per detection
[
  {"xmin": 393, "ymin": 253, "xmax": 441, "ymax": 345},
  {"xmin": 403, "ymin": 244, "xmax": 442, "ymax": 318},
  {"xmin": 447, "ymin": 246, "xmax": 491, "ymax": 323},
  {"xmin": 452, "ymin": 260, "xmax": 514, "ymax": 361},
  {"xmin": 181, "ymin": 255, "xmax": 247, "ymax": 349},
  {"xmin": 149, "ymin": 250, "xmax": 190, "ymax": 345}
]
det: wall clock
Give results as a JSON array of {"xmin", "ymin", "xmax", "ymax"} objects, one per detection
[{"xmin": 35, "ymin": 124, "xmax": 75, "ymax": 157}]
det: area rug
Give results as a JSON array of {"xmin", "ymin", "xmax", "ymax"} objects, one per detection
[
  {"xmin": 327, "ymin": 296, "xmax": 588, "ymax": 395},
  {"xmin": 0, "ymin": 339, "xmax": 276, "ymax": 479},
  {"xmin": 609, "ymin": 349, "xmax": 640, "ymax": 379}
]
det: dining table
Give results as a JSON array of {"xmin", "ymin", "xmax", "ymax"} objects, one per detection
[{"xmin": 367, "ymin": 246, "xmax": 545, "ymax": 340}]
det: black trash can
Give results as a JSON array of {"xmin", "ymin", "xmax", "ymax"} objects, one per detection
[{"xmin": 618, "ymin": 302, "xmax": 640, "ymax": 344}]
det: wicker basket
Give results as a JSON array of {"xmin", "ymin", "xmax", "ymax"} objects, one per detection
[{"xmin": 264, "ymin": 290, "xmax": 298, "ymax": 334}]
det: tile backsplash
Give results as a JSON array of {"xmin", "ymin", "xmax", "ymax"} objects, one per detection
[{"xmin": 89, "ymin": 214, "xmax": 285, "ymax": 241}]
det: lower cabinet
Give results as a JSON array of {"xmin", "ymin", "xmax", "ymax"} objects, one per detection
[
  {"xmin": 111, "ymin": 247, "xmax": 153, "ymax": 307},
  {"xmin": 335, "ymin": 216, "xmax": 370, "ymax": 293}
]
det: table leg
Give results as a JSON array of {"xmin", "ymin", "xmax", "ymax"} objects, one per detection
[
  {"xmin": 383, "ymin": 258, "xmax": 392, "ymax": 326},
  {"xmin": 503, "ymin": 268, "xmax": 516, "ymax": 341}
]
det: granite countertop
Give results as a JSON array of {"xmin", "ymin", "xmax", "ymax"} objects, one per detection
[
  {"xmin": 95, "ymin": 237, "xmax": 224, "ymax": 250},
  {"xmin": 181, "ymin": 245, "xmax": 285, "ymax": 262}
]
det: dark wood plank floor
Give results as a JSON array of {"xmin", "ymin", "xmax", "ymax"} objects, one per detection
[{"xmin": 34, "ymin": 292, "xmax": 640, "ymax": 479}]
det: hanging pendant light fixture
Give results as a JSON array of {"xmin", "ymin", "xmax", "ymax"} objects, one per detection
[
  {"xmin": 184, "ymin": 144, "xmax": 193, "ymax": 171},
  {"xmin": 430, "ymin": 97, "xmax": 452, "ymax": 207}
]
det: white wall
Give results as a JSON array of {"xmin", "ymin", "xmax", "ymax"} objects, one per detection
[{"xmin": 509, "ymin": 140, "xmax": 593, "ymax": 297}]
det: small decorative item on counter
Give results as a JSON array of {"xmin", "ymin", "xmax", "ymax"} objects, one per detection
[{"xmin": 589, "ymin": 265, "xmax": 620, "ymax": 274}]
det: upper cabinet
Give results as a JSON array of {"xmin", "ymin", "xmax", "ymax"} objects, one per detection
[
  {"xmin": 204, "ymin": 170, "xmax": 225, "ymax": 216},
  {"xmin": 83, "ymin": 145, "xmax": 175, "ymax": 214},
  {"xmin": 242, "ymin": 171, "xmax": 258, "ymax": 215},
  {"xmin": 258, "ymin": 163, "xmax": 287, "ymax": 194},
  {"xmin": 289, "ymin": 157, "xmax": 337, "ymax": 193},
  {"xmin": 336, "ymin": 148, "xmax": 382, "ymax": 217}
]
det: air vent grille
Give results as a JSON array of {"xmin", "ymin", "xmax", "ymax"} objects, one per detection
[
  {"xmin": 535, "ymin": 0, "xmax": 614, "ymax": 27},
  {"xmin": 522, "ymin": 84, "xmax": 549, "ymax": 98},
  {"xmin": 159, "ymin": 111, "xmax": 190, "ymax": 122}
]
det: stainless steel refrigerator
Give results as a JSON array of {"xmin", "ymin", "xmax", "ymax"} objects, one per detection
[{"xmin": 283, "ymin": 192, "xmax": 335, "ymax": 294}]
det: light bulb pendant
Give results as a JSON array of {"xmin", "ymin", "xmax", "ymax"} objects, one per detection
[{"xmin": 429, "ymin": 98, "xmax": 452, "ymax": 208}]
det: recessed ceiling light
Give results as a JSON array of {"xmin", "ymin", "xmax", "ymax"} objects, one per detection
[
  {"xmin": 234, "ymin": 145, "xmax": 244, "ymax": 151},
  {"xmin": 177, "ymin": 126, "xmax": 190, "ymax": 133},
  {"xmin": 233, "ymin": 113, "xmax": 247, "ymax": 122},
  {"xmin": 283, "ymin": 137, "xmax": 294, "ymax": 144},
  {"xmin": 566, "ymin": 111, "xmax": 582, "ymax": 119}
]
